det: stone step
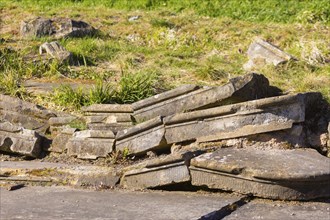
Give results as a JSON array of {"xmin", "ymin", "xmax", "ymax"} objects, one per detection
[
  {"xmin": 164, "ymin": 93, "xmax": 311, "ymax": 144},
  {"xmin": 190, "ymin": 148, "xmax": 330, "ymax": 200},
  {"xmin": 66, "ymin": 130, "xmax": 115, "ymax": 159},
  {"xmin": 0, "ymin": 161, "xmax": 119, "ymax": 188},
  {"xmin": 132, "ymin": 73, "xmax": 280, "ymax": 122},
  {"xmin": 115, "ymin": 117, "xmax": 167, "ymax": 155}
]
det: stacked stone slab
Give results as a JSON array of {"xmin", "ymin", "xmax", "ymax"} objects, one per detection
[
  {"xmin": 82, "ymin": 104, "xmax": 134, "ymax": 134},
  {"xmin": 0, "ymin": 121, "xmax": 42, "ymax": 158},
  {"xmin": 116, "ymin": 117, "xmax": 167, "ymax": 156},
  {"xmin": 121, "ymin": 151, "xmax": 203, "ymax": 189},
  {"xmin": 66, "ymin": 130, "xmax": 115, "ymax": 159},
  {"xmin": 0, "ymin": 94, "xmax": 56, "ymax": 133},
  {"xmin": 50, "ymin": 127, "xmax": 77, "ymax": 153},
  {"xmin": 132, "ymin": 73, "xmax": 280, "ymax": 122},
  {"xmin": 190, "ymin": 148, "xmax": 330, "ymax": 200},
  {"xmin": 164, "ymin": 93, "xmax": 313, "ymax": 144},
  {"xmin": 48, "ymin": 116, "xmax": 77, "ymax": 134}
]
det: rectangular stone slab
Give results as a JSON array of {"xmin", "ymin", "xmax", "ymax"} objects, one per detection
[
  {"xmin": 115, "ymin": 124, "xmax": 167, "ymax": 156},
  {"xmin": 121, "ymin": 161, "xmax": 190, "ymax": 189},
  {"xmin": 81, "ymin": 104, "xmax": 133, "ymax": 113},
  {"xmin": 84, "ymin": 114, "xmax": 132, "ymax": 123},
  {"xmin": 50, "ymin": 128, "xmax": 77, "ymax": 153},
  {"xmin": 132, "ymin": 84, "xmax": 200, "ymax": 111},
  {"xmin": 133, "ymin": 73, "xmax": 276, "ymax": 122},
  {"xmin": 0, "ymin": 94, "xmax": 56, "ymax": 119},
  {"xmin": 67, "ymin": 138, "xmax": 114, "ymax": 159},
  {"xmin": 190, "ymin": 148, "xmax": 330, "ymax": 200},
  {"xmin": 0, "ymin": 128, "xmax": 42, "ymax": 158},
  {"xmin": 223, "ymin": 200, "xmax": 330, "ymax": 220},
  {"xmin": 87, "ymin": 123, "xmax": 131, "ymax": 134},
  {"xmin": 48, "ymin": 116, "xmax": 77, "ymax": 126},
  {"xmin": 164, "ymin": 93, "xmax": 306, "ymax": 144}
]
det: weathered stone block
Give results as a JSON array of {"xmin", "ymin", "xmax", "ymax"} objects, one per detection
[
  {"xmin": 0, "ymin": 122, "xmax": 42, "ymax": 158},
  {"xmin": 82, "ymin": 104, "xmax": 133, "ymax": 113},
  {"xmin": 0, "ymin": 94, "xmax": 56, "ymax": 133},
  {"xmin": 133, "ymin": 73, "xmax": 280, "ymax": 122},
  {"xmin": 21, "ymin": 17, "xmax": 97, "ymax": 39},
  {"xmin": 116, "ymin": 117, "xmax": 168, "ymax": 155},
  {"xmin": 190, "ymin": 148, "xmax": 330, "ymax": 200},
  {"xmin": 87, "ymin": 123, "xmax": 131, "ymax": 134},
  {"xmin": 164, "ymin": 93, "xmax": 308, "ymax": 144},
  {"xmin": 50, "ymin": 127, "xmax": 77, "ymax": 153},
  {"xmin": 39, "ymin": 41, "xmax": 73, "ymax": 64},
  {"xmin": 121, "ymin": 161, "xmax": 190, "ymax": 189},
  {"xmin": 48, "ymin": 116, "xmax": 77, "ymax": 126},
  {"xmin": 132, "ymin": 84, "xmax": 200, "ymax": 111},
  {"xmin": 66, "ymin": 130, "xmax": 115, "ymax": 159},
  {"xmin": 84, "ymin": 114, "xmax": 132, "ymax": 124},
  {"xmin": 244, "ymin": 38, "xmax": 295, "ymax": 70}
]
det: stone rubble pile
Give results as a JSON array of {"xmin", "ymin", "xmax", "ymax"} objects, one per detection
[{"xmin": 1, "ymin": 73, "xmax": 329, "ymax": 200}]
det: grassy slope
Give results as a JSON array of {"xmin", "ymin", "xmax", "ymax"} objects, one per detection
[{"xmin": 0, "ymin": 0, "xmax": 329, "ymax": 110}]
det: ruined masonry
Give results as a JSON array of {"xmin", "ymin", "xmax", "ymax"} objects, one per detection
[{"xmin": 1, "ymin": 73, "xmax": 329, "ymax": 200}]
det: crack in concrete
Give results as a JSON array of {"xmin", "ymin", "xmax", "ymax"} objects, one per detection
[{"xmin": 198, "ymin": 194, "xmax": 253, "ymax": 220}]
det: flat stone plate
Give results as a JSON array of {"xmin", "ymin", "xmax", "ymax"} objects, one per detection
[{"xmin": 191, "ymin": 148, "xmax": 330, "ymax": 181}]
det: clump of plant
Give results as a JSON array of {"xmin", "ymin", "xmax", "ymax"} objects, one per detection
[
  {"xmin": 87, "ymin": 79, "xmax": 116, "ymax": 105},
  {"xmin": 52, "ymin": 85, "xmax": 87, "ymax": 110},
  {"xmin": 115, "ymin": 71, "xmax": 157, "ymax": 103}
]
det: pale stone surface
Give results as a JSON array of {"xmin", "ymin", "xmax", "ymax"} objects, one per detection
[
  {"xmin": 87, "ymin": 123, "xmax": 131, "ymax": 134},
  {"xmin": 50, "ymin": 127, "xmax": 77, "ymax": 153},
  {"xmin": 39, "ymin": 41, "xmax": 73, "ymax": 64},
  {"xmin": 244, "ymin": 38, "xmax": 295, "ymax": 70},
  {"xmin": 84, "ymin": 114, "xmax": 132, "ymax": 124},
  {"xmin": 21, "ymin": 17, "xmax": 96, "ymax": 39},
  {"xmin": 66, "ymin": 130, "xmax": 115, "ymax": 159},
  {"xmin": 133, "ymin": 73, "xmax": 280, "ymax": 122},
  {"xmin": 0, "ymin": 94, "xmax": 56, "ymax": 133},
  {"xmin": 121, "ymin": 161, "xmax": 190, "ymax": 189},
  {"xmin": 82, "ymin": 104, "xmax": 133, "ymax": 113},
  {"xmin": 132, "ymin": 84, "xmax": 200, "ymax": 111},
  {"xmin": 0, "ymin": 122, "xmax": 42, "ymax": 158},
  {"xmin": 223, "ymin": 199, "xmax": 330, "ymax": 220},
  {"xmin": 190, "ymin": 148, "xmax": 330, "ymax": 200},
  {"xmin": 0, "ymin": 161, "xmax": 118, "ymax": 188},
  {"xmin": 48, "ymin": 116, "xmax": 77, "ymax": 126},
  {"xmin": 116, "ymin": 117, "xmax": 168, "ymax": 155},
  {"xmin": 0, "ymin": 186, "xmax": 240, "ymax": 220},
  {"xmin": 164, "ymin": 93, "xmax": 307, "ymax": 144}
]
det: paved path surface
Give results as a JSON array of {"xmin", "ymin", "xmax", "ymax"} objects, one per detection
[
  {"xmin": 0, "ymin": 186, "xmax": 239, "ymax": 220},
  {"xmin": 223, "ymin": 199, "xmax": 330, "ymax": 220}
]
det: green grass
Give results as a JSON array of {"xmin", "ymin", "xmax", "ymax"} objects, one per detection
[
  {"xmin": 0, "ymin": 0, "xmax": 329, "ymax": 111},
  {"xmin": 3, "ymin": 0, "xmax": 330, "ymax": 24}
]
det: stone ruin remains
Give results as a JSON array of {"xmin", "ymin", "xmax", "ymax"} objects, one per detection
[{"xmin": 1, "ymin": 73, "xmax": 330, "ymax": 201}]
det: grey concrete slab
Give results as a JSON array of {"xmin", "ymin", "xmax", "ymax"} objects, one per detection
[
  {"xmin": 116, "ymin": 117, "xmax": 168, "ymax": 155},
  {"xmin": 190, "ymin": 148, "xmax": 330, "ymax": 200},
  {"xmin": 0, "ymin": 124, "xmax": 42, "ymax": 158},
  {"xmin": 164, "ymin": 93, "xmax": 307, "ymax": 144},
  {"xmin": 0, "ymin": 161, "xmax": 118, "ymax": 188},
  {"xmin": 0, "ymin": 186, "xmax": 240, "ymax": 220},
  {"xmin": 223, "ymin": 199, "xmax": 330, "ymax": 220},
  {"xmin": 121, "ymin": 161, "xmax": 190, "ymax": 189}
]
